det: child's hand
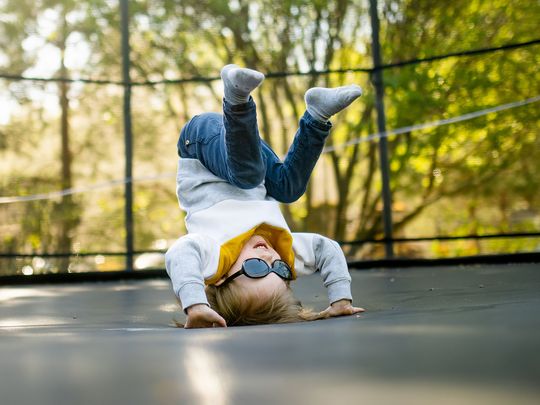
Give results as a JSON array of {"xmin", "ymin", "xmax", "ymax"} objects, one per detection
[
  {"xmin": 185, "ymin": 304, "xmax": 227, "ymax": 329},
  {"xmin": 318, "ymin": 299, "xmax": 365, "ymax": 319}
]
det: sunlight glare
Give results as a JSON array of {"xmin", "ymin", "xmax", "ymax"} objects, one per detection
[{"xmin": 184, "ymin": 347, "xmax": 229, "ymax": 405}]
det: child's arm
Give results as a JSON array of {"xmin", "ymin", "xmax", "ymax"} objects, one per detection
[
  {"xmin": 165, "ymin": 234, "xmax": 226, "ymax": 328},
  {"xmin": 292, "ymin": 233, "xmax": 364, "ymax": 317}
]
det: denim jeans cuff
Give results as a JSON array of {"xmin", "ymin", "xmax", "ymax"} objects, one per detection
[
  {"xmin": 303, "ymin": 110, "xmax": 333, "ymax": 131},
  {"xmin": 223, "ymin": 96, "xmax": 256, "ymax": 113}
]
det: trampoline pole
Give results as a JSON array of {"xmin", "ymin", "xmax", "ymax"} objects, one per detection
[
  {"xmin": 120, "ymin": 0, "xmax": 134, "ymax": 272},
  {"xmin": 369, "ymin": 0, "xmax": 394, "ymax": 258}
]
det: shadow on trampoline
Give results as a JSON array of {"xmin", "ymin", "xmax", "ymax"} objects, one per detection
[{"xmin": 1, "ymin": 262, "xmax": 539, "ymax": 405}]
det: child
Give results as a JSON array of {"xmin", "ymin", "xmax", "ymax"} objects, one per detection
[{"xmin": 165, "ymin": 64, "xmax": 365, "ymax": 328}]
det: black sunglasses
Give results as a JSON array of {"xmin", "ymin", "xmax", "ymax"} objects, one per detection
[{"xmin": 220, "ymin": 258, "xmax": 293, "ymax": 287}]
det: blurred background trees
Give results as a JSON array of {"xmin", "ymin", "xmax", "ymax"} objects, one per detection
[{"xmin": 1, "ymin": 0, "xmax": 539, "ymax": 274}]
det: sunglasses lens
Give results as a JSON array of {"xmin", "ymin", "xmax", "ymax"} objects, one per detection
[
  {"xmin": 243, "ymin": 258, "xmax": 269, "ymax": 277},
  {"xmin": 272, "ymin": 261, "xmax": 292, "ymax": 280}
]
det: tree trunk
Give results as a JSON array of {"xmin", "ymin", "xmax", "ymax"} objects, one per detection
[{"xmin": 57, "ymin": 15, "xmax": 74, "ymax": 272}]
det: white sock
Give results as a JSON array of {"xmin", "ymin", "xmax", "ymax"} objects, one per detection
[
  {"xmin": 220, "ymin": 64, "xmax": 265, "ymax": 105},
  {"xmin": 305, "ymin": 85, "xmax": 363, "ymax": 122}
]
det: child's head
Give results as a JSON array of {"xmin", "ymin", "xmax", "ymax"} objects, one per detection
[
  {"xmin": 206, "ymin": 234, "xmax": 317, "ymax": 326},
  {"xmin": 219, "ymin": 234, "xmax": 288, "ymax": 298}
]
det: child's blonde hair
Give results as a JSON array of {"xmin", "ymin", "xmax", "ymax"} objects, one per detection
[{"xmin": 204, "ymin": 282, "xmax": 319, "ymax": 326}]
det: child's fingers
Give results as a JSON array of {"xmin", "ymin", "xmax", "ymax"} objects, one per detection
[
  {"xmin": 316, "ymin": 308, "xmax": 332, "ymax": 319},
  {"xmin": 212, "ymin": 315, "xmax": 227, "ymax": 328},
  {"xmin": 318, "ymin": 305, "xmax": 365, "ymax": 319}
]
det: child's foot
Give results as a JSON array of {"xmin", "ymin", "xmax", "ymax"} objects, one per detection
[
  {"xmin": 221, "ymin": 64, "xmax": 265, "ymax": 105},
  {"xmin": 305, "ymin": 85, "xmax": 363, "ymax": 122}
]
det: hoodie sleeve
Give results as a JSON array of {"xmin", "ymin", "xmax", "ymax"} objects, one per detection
[
  {"xmin": 292, "ymin": 232, "xmax": 353, "ymax": 304},
  {"xmin": 165, "ymin": 234, "xmax": 217, "ymax": 312}
]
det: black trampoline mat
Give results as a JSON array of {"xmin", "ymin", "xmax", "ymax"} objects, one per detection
[{"xmin": 1, "ymin": 263, "xmax": 540, "ymax": 405}]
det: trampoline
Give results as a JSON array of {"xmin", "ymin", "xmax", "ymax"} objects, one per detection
[{"xmin": 1, "ymin": 262, "xmax": 539, "ymax": 405}]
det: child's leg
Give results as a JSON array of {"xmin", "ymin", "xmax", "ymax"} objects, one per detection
[
  {"xmin": 261, "ymin": 113, "xmax": 331, "ymax": 203},
  {"xmin": 178, "ymin": 65, "xmax": 362, "ymax": 198},
  {"xmin": 178, "ymin": 65, "xmax": 266, "ymax": 189},
  {"xmin": 263, "ymin": 85, "xmax": 363, "ymax": 203}
]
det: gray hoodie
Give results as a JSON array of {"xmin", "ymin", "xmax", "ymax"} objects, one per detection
[{"xmin": 165, "ymin": 158, "xmax": 353, "ymax": 311}]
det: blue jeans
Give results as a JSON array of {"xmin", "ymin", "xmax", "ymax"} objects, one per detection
[{"xmin": 177, "ymin": 98, "xmax": 332, "ymax": 203}]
